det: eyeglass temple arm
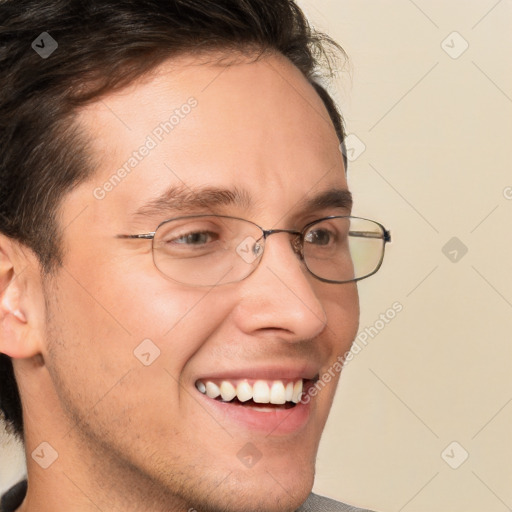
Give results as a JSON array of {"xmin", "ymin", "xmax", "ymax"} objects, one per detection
[
  {"xmin": 116, "ymin": 233, "xmax": 155, "ymax": 239},
  {"xmin": 349, "ymin": 230, "xmax": 391, "ymax": 243}
]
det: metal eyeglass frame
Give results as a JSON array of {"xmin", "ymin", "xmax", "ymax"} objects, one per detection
[{"xmin": 117, "ymin": 214, "xmax": 392, "ymax": 286}]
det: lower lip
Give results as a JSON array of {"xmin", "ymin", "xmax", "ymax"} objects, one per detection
[{"xmin": 197, "ymin": 392, "xmax": 312, "ymax": 435}]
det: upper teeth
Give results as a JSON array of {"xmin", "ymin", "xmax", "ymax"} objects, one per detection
[{"xmin": 196, "ymin": 379, "xmax": 304, "ymax": 404}]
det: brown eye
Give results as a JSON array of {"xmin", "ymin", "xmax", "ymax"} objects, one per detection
[
  {"xmin": 171, "ymin": 231, "xmax": 218, "ymax": 245},
  {"xmin": 305, "ymin": 229, "xmax": 334, "ymax": 246}
]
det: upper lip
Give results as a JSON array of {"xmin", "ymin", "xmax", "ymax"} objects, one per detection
[{"xmin": 194, "ymin": 363, "xmax": 320, "ymax": 383}]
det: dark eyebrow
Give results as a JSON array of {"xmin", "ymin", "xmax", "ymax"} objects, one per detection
[
  {"xmin": 301, "ymin": 188, "xmax": 353, "ymax": 215},
  {"xmin": 132, "ymin": 184, "xmax": 352, "ymax": 220},
  {"xmin": 132, "ymin": 184, "xmax": 253, "ymax": 219}
]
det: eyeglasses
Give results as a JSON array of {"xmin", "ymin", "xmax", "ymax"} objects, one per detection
[{"xmin": 117, "ymin": 214, "xmax": 391, "ymax": 287}]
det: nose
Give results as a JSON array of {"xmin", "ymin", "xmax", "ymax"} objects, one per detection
[{"xmin": 232, "ymin": 231, "xmax": 328, "ymax": 342}]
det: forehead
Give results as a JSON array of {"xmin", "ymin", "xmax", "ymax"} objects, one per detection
[{"xmin": 71, "ymin": 51, "xmax": 346, "ymax": 229}]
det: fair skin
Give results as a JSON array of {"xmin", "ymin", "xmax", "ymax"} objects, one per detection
[{"xmin": 0, "ymin": 51, "xmax": 359, "ymax": 512}]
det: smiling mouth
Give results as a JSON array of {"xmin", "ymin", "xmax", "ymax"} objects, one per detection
[{"xmin": 195, "ymin": 377, "xmax": 318, "ymax": 410}]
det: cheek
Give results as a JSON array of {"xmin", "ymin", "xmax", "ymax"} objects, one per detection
[
  {"xmin": 44, "ymin": 263, "xmax": 234, "ymax": 404},
  {"xmin": 323, "ymin": 282, "xmax": 360, "ymax": 352},
  {"xmin": 110, "ymin": 281, "xmax": 236, "ymax": 370},
  {"xmin": 43, "ymin": 270, "xmax": 238, "ymax": 453}
]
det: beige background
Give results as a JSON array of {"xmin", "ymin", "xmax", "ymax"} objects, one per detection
[
  {"xmin": 297, "ymin": 1, "xmax": 512, "ymax": 511},
  {"xmin": 2, "ymin": 1, "xmax": 512, "ymax": 511}
]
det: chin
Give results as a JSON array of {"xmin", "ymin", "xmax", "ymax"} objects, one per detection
[{"xmin": 187, "ymin": 459, "xmax": 315, "ymax": 512}]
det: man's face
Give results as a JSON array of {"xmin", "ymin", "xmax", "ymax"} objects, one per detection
[{"xmin": 39, "ymin": 52, "xmax": 359, "ymax": 511}]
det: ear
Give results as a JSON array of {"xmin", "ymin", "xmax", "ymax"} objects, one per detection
[{"xmin": 0, "ymin": 234, "xmax": 42, "ymax": 359}]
